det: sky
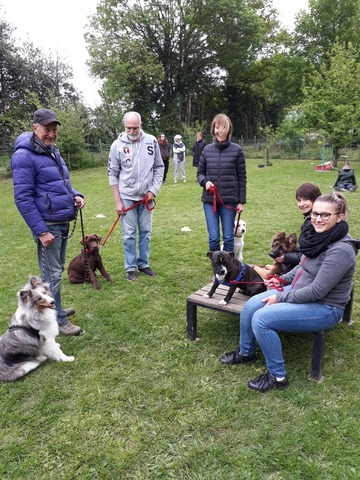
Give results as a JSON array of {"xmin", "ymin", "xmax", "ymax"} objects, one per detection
[{"xmin": 1, "ymin": 0, "xmax": 309, "ymax": 108}]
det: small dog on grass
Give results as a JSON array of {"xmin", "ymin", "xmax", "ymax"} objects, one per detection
[
  {"xmin": 205, "ymin": 251, "xmax": 267, "ymax": 305},
  {"xmin": 221, "ymin": 219, "xmax": 247, "ymax": 261},
  {"xmin": 253, "ymin": 231, "xmax": 298, "ymax": 280},
  {"xmin": 0, "ymin": 276, "xmax": 74, "ymax": 382},
  {"xmin": 68, "ymin": 234, "xmax": 114, "ymax": 290},
  {"xmin": 234, "ymin": 219, "xmax": 246, "ymax": 261}
]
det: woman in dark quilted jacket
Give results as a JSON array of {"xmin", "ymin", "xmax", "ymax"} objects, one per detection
[{"xmin": 197, "ymin": 114, "xmax": 246, "ymax": 252}]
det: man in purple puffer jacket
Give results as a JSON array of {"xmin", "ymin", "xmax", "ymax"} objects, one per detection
[{"xmin": 11, "ymin": 109, "xmax": 85, "ymax": 335}]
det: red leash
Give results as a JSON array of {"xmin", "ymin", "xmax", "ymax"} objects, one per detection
[
  {"xmin": 101, "ymin": 197, "xmax": 156, "ymax": 248},
  {"xmin": 209, "ymin": 185, "xmax": 237, "ymax": 213},
  {"xmin": 230, "ymin": 275, "xmax": 287, "ymax": 292}
]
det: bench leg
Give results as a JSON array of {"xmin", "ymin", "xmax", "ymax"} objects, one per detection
[
  {"xmin": 309, "ymin": 331, "xmax": 325, "ymax": 381},
  {"xmin": 186, "ymin": 300, "xmax": 197, "ymax": 341},
  {"xmin": 342, "ymin": 285, "xmax": 354, "ymax": 324}
]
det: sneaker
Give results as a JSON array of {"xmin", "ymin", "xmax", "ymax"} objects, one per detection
[
  {"xmin": 63, "ymin": 308, "xmax": 75, "ymax": 317},
  {"xmin": 350, "ymin": 184, "xmax": 358, "ymax": 192},
  {"xmin": 58, "ymin": 321, "xmax": 82, "ymax": 336},
  {"xmin": 220, "ymin": 350, "xmax": 257, "ymax": 365},
  {"xmin": 247, "ymin": 371, "xmax": 289, "ymax": 392},
  {"xmin": 334, "ymin": 187, "xmax": 342, "ymax": 192},
  {"xmin": 126, "ymin": 271, "xmax": 137, "ymax": 282},
  {"xmin": 182, "ymin": 179, "xmax": 187, "ymax": 183},
  {"xmin": 138, "ymin": 267, "xmax": 156, "ymax": 276},
  {"xmin": 174, "ymin": 180, "xmax": 178, "ymax": 184}
]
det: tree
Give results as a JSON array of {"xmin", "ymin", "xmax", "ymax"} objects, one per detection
[
  {"xmin": 298, "ymin": 42, "xmax": 360, "ymax": 164},
  {"xmin": 85, "ymin": 0, "xmax": 278, "ymax": 135}
]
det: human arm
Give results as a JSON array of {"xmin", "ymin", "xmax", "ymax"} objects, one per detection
[{"xmin": 235, "ymin": 146, "xmax": 246, "ymax": 205}]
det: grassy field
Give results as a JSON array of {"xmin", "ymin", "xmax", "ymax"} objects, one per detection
[{"xmin": 0, "ymin": 159, "xmax": 359, "ymax": 479}]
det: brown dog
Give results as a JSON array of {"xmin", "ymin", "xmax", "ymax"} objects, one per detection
[
  {"xmin": 68, "ymin": 234, "xmax": 114, "ymax": 290},
  {"xmin": 253, "ymin": 231, "xmax": 298, "ymax": 280}
]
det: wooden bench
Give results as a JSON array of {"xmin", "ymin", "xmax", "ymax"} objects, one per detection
[{"xmin": 186, "ymin": 282, "xmax": 354, "ymax": 381}]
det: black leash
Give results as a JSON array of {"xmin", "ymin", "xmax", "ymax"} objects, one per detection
[{"xmin": 41, "ymin": 207, "xmax": 89, "ymax": 282}]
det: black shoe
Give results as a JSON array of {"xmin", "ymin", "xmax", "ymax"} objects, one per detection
[
  {"xmin": 126, "ymin": 271, "xmax": 137, "ymax": 282},
  {"xmin": 220, "ymin": 350, "xmax": 257, "ymax": 365},
  {"xmin": 138, "ymin": 267, "xmax": 156, "ymax": 276},
  {"xmin": 248, "ymin": 372, "xmax": 289, "ymax": 392}
]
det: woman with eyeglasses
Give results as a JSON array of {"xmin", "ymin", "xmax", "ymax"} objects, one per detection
[
  {"xmin": 221, "ymin": 193, "xmax": 357, "ymax": 392},
  {"xmin": 275, "ymin": 182, "xmax": 321, "ymax": 269}
]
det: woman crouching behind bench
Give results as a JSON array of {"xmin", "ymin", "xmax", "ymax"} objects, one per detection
[{"xmin": 221, "ymin": 193, "xmax": 357, "ymax": 392}]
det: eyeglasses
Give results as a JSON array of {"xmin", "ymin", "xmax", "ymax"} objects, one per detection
[{"xmin": 311, "ymin": 212, "xmax": 341, "ymax": 221}]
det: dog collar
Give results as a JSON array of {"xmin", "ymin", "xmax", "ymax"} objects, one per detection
[
  {"xmin": 218, "ymin": 262, "xmax": 246, "ymax": 286},
  {"xmin": 8, "ymin": 324, "xmax": 40, "ymax": 339}
]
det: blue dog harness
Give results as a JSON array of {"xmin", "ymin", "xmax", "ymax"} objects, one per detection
[{"xmin": 218, "ymin": 262, "xmax": 246, "ymax": 287}]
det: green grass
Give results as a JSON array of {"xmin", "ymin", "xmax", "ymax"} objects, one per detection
[{"xmin": 0, "ymin": 159, "xmax": 359, "ymax": 479}]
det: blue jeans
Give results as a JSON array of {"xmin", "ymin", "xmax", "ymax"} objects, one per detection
[
  {"xmin": 203, "ymin": 202, "xmax": 236, "ymax": 252},
  {"xmin": 339, "ymin": 183, "xmax": 353, "ymax": 191},
  {"xmin": 35, "ymin": 223, "xmax": 69, "ymax": 326},
  {"xmin": 239, "ymin": 286, "xmax": 343, "ymax": 377},
  {"xmin": 120, "ymin": 199, "xmax": 153, "ymax": 272}
]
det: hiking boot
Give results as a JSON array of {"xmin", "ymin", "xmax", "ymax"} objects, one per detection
[
  {"xmin": 58, "ymin": 321, "xmax": 82, "ymax": 336},
  {"xmin": 138, "ymin": 267, "xmax": 156, "ymax": 276},
  {"xmin": 247, "ymin": 371, "xmax": 289, "ymax": 392},
  {"xmin": 63, "ymin": 308, "xmax": 75, "ymax": 317},
  {"xmin": 220, "ymin": 350, "xmax": 257, "ymax": 365},
  {"xmin": 126, "ymin": 271, "xmax": 137, "ymax": 282}
]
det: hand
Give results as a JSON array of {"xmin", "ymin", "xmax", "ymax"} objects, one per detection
[
  {"xmin": 276, "ymin": 255, "xmax": 285, "ymax": 263},
  {"xmin": 39, "ymin": 231, "xmax": 55, "ymax": 247},
  {"xmin": 115, "ymin": 199, "xmax": 125, "ymax": 215},
  {"xmin": 205, "ymin": 181, "xmax": 214, "ymax": 191},
  {"xmin": 262, "ymin": 295, "xmax": 278, "ymax": 306},
  {"xmin": 145, "ymin": 191, "xmax": 155, "ymax": 201},
  {"xmin": 75, "ymin": 196, "xmax": 85, "ymax": 209},
  {"xmin": 236, "ymin": 203, "xmax": 244, "ymax": 213},
  {"xmin": 265, "ymin": 277, "xmax": 281, "ymax": 288}
]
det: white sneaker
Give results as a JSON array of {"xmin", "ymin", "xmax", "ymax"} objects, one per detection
[
  {"xmin": 174, "ymin": 180, "xmax": 177, "ymax": 183},
  {"xmin": 182, "ymin": 179, "xmax": 187, "ymax": 183}
]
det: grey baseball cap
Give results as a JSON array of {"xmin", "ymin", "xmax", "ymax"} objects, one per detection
[{"xmin": 32, "ymin": 108, "xmax": 61, "ymax": 126}]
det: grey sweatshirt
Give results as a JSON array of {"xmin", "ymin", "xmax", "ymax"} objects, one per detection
[
  {"xmin": 108, "ymin": 131, "xmax": 164, "ymax": 201},
  {"xmin": 276, "ymin": 235, "xmax": 356, "ymax": 310}
]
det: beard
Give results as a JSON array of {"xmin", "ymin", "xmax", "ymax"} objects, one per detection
[{"xmin": 127, "ymin": 132, "xmax": 141, "ymax": 141}]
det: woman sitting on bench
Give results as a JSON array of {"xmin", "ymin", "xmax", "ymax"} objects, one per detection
[{"xmin": 221, "ymin": 192, "xmax": 357, "ymax": 392}]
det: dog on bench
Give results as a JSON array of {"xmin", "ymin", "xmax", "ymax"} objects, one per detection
[
  {"xmin": 205, "ymin": 251, "xmax": 267, "ymax": 305},
  {"xmin": 253, "ymin": 231, "xmax": 298, "ymax": 280},
  {"xmin": 0, "ymin": 276, "xmax": 74, "ymax": 382},
  {"xmin": 68, "ymin": 234, "xmax": 114, "ymax": 290}
]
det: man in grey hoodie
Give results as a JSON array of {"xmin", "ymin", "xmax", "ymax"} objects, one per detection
[{"xmin": 108, "ymin": 112, "xmax": 164, "ymax": 281}]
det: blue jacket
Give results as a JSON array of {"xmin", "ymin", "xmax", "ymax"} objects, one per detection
[{"xmin": 11, "ymin": 132, "xmax": 83, "ymax": 236}]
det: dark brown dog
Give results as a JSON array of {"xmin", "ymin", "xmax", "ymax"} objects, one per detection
[
  {"xmin": 254, "ymin": 231, "xmax": 298, "ymax": 280},
  {"xmin": 205, "ymin": 251, "xmax": 267, "ymax": 305},
  {"xmin": 68, "ymin": 234, "xmax": 114, "ymax": 290}
]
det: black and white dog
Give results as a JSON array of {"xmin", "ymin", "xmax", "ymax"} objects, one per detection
[
  {"xmin": 0, "ymin": 276, "xmax": 74, "ymax": 382},
  {"xmin": 205, "ymin": 251, "xmax": 267, "ymax": 305}
]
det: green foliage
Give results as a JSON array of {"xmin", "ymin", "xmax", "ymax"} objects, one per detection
[
  {"xmin": 299, "ymin": 41, "xmax": 360, "ymax": 162},
  {"xmin": 1, "ymin": 160, "xmax": 360, "ymax": 478},
  {"xmin": 86, "ymin": 0, "xmax": 278, "ymax": 135}
]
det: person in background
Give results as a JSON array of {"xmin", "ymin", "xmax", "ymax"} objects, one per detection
[
  {"xmin": 333, "ymin": 162, "xmax": 358, "ymax": 192},
  {"xmin": 275, "ymin": 182, "xmax": 322, "ymax": 268},
  {"xmin": 192, "ymin": 131, "xmax": 206, "ymax": 168},
  {"xmin": 173, "ymin": 134, "xmax": 186, "ymax": 183},
  {"xmin": 158, "ymin": 133, "xmax": 170, "ymax": 182},
  {"xmin": 197, "ymin": 113, "xmax": 246, "ymax": 252},
  {"xmin": 11, "ymin": 108, "xmax": 84, "ymax": 336},
  {"xmin": 221, "ymin": 193, "xmax": 357, "ymax": 392},
  {"xmin": 108, "ymin": 111, "xmax": 164, "ymax": 282}
]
